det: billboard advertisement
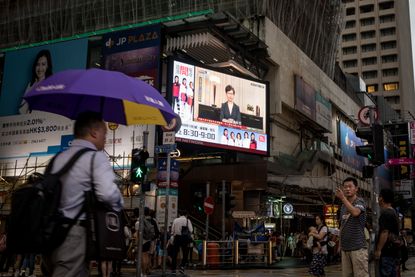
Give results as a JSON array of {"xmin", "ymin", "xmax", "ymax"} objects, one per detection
[
  {"xmin": 169, "ymin": 59, "xmax": 269, "ymax": 155},
  {"xmin": 0, "ymin": 112, "xmax": 155, "ymax": 172},
  {"xmin": 295, "ymin": 75, "xmax": 332, "ymax": 132},
  {"xmin": 0, "ymin": 39, "xmax": 88, "ymax": 116},
  {"xmin": 339, "ymin": 121, "xmax": 366, "ymax": 171},
  {"xmin": 102, "ymin": 24, "xmax": 161, "ymax": 88}
]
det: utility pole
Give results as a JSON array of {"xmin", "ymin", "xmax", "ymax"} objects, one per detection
[
  {"xmin": 369, "ymin": 108, "xmax": 380, "ymax": 277},
  {"xmin": 136, "ymin": 130, "xmax": 149, "ymax": 277}
]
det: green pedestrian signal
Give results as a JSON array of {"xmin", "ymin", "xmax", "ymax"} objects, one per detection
[{"xmin": 131, "ymin": 148, "xmax": 149, "ymax": 183}]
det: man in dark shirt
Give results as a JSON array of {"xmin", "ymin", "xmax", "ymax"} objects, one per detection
[
  {"xmin": 375, "ymin": 188, "xmax": 400, "ymax": 277},
  {"xmin": 335, "ymin": 177, "xmax": 368, "ymax": 277}
]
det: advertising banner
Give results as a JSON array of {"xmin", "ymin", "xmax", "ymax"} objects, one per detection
[
  {"xmin": 295, "ymin": 75, "xmax": 332, "ymax": 132},
  {"xmin": 103, "ymin": 24, "xmax": 161, "ymax": 88},
  {"xmin": 170, "ymin": 59, "xmax": 268, "ymax": 155},
  {"xmin": 316, "ymin": 91, "xmax": 332, "ymax": 132},
  {"xmin": 156, "ymin": 188, "xmax": 178, "ymax": 228},
  {"xmin": 0, "ymin": 39, "xmax": 88, "ymax": 116},
  {"xmin": 156, "ymin": 158, "xmax": 179, "ymax": 188},
  {"xmin": 339, "ymin": 121, "xmax": 366, "ymax": 171},
  {"xmin": 295, "ymin": 75, "xmax": 316, "ymax": 121},
  {"xmin": 0, "ymin": 112, "xmax": 155, "ymax": 173}
]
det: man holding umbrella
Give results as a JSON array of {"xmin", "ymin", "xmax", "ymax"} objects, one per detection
[{"xmin": 43, "ymin": 111, "xmax": 124, "ymax": 277}]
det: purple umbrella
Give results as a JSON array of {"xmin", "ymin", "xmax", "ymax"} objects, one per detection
[{"xmin": 24, "ymin": 68, "xmax": 175, "ymax": 126}]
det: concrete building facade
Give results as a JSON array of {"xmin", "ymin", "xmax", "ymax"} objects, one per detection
[{"xmin": 338, "ymin": 0, "xmax": 415, "ymax": 121}]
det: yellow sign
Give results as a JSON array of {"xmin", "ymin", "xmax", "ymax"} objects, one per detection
[{"xmin": 108, "ymin": 122, "xmax": 119, "ymax": 130}]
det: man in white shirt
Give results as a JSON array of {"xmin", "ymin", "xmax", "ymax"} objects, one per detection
[
  {"xmin": 170, "ymin": 210, "xmax": 193, "ymax": 275},
  {"xmin": 44, "ymin": 111, "xmax": 123, "ymax": 277}
]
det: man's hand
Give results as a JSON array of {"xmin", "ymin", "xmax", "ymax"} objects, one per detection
[{"xmin": 335, "ymin": 187, "xmax": 345, "ymax": 200}]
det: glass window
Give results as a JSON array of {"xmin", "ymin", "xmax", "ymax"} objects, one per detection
[
  {"xmin": 361, "ymin": 30, "xmax": 376, "ymax": 39},
  {"xmin": 381, "ymin": 41, "xmax": 396, "ymax": 50},
  {"xmin": 379, "ymin": 1, "xmax": 394, "ymax": 10},
  {"xmin": 360, "ymin": 17, "xmax": 375, "ymax": 26},
  {"xmin": 379, "ymin": 14, "xmax": 395, "ymax": 23},
  {"xmin": 343, "ymin": 33, "xmax": 357, "ymax": 42},
  {"xmin": 346, "ymin": 7, "xmax": 356, "ymax": 15},
  {"xmin": 360, "ymin": 4, "xmax": 374, "ymax": 13},
  {"xmin": 381, "ymin": 54, "xmax": 398, "ymax": 63},
  {"xmin": 380, "ymin": 27, "xmax": 396, "ymax": 36},
  {"xmin": 362, "ymin": 70, "xmax": 378, "ymax": 79},
  {"xmin": 382, "ymin": 68, "xmax": 398, "ymax": 77},
  {"xmin": 361, "ymin": 43, "xmax": 376, "ymax": 52},
  {"xmin": 342, "ymin": 46, "xmax": 357, "ymax": 55},
  {"xmin": 383, "ymin": 82, "xmax": 399, "ymax": 91},
  {"xmin": 343, "ymin": 60, "xmax": 358, "ymax": 68},
  {"xmin": 362, "ymin": 57, "xmax": 377, "ymax": 66},
  {"xmin": 345, "ymin": 20, "xmax": 356, "ymax": 29},
  {"xmin": 367, "ymin": 84, "xmax": 378, "ymax": 93}
]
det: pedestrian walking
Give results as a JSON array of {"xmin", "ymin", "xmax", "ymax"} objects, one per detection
[
  {"xmin": 42, "ymin": 111, "xmax": 124, "ymax": 277},
  {"xmin": 375, "ymin": 189, "xmax": 401, "ymax": 277},
  {"xmin": 308, "ymin": 214, "xmax": 328, "ymax": 277},
  {"xmin": 335, "ymin": 177, "xmax": 368, "ymax": 277},
  {"xmin": 170, "ymin": 210, "xmax": 193, "ymax": 275}
]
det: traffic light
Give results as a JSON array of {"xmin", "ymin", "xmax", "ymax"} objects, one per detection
[
  {"xmin": 225, "ymin": 193, "xmax": 236, "ymax": 216},
  {"xmin": 130, "ymin": 148, "xmax": 149, "ymax": 183},
  {"xmin": 355, "ymin": 124, "xmax": 385, "ymax": 166}
]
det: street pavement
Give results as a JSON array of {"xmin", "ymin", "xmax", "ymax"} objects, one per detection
[{"xmin": 118, "ymin": 256, "xmax": 415, "ymax": 277}]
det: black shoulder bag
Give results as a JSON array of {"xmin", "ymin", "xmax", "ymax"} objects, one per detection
[{"xmin": 85, "ymin": 153, "xmax": 126, "ymax": 261}]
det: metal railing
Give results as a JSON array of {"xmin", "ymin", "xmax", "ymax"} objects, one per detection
[{"xmin": 202, "ymin": 240, "xmax": 273, "ymax": 266}]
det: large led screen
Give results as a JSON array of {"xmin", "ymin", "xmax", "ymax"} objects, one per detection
[{"xmin": 169, "ymin": 59, "xmax": 268, "ymax": 155}]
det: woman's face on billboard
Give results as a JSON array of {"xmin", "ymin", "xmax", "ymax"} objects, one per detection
[
  {"xmin": 35, "ymin": 55, "xmax": 48, "ymax": 81},
  {"xmin": 226, "ymin": 89, "xmax": 235, "ymax": 103}
]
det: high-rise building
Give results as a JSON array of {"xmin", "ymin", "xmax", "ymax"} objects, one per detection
[{"xmin": 338, "ymin": 0, "xmax": 415, "ymax": 121}]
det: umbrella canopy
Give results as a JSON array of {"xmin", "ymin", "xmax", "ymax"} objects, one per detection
[{"xmin": 24, "ymin": 68, "xmax": 175, "ymax": 126}]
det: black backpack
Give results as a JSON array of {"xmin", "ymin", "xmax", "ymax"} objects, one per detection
[{"xmin": 7, "ymin": 148, "xmax": 93, "ymax": 254}]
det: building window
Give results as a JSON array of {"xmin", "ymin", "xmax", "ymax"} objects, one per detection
[
  {"xmin": 343, "ymin": 33, "xmax": 357, "ymax": 42},
  {"xmin": 360, "ymin": 17, "xmax": 375, "ymax": 26},
  {"xmin": 361, "ymin": 43, "xmax": 376, "ymax": 52},
  {"xmin": 383, "ymin": 82, "xmax": 399, "ymax": 91},
  {"xmin": 381, "ymin": 54, "xmax": 398, "ymax": 63},
  {"xmin": 362, "ymin": 57, "xmax": 377, "ymax": 66},
  {"xmin": 379, "ymin": 1, "xmax": 394, "ymax": 10},
  {"xmin": 379, "ymin": 14, "xmax": 395, "ymax": 23},
  {"xmin": 367, "ymin": 84, "xmax": 378, "ymax": 93},
  {"xmin": 342, "ymin": 46, "xmax": 357, "ymax": 55},
  {"xmin": 380, "ymin": 27, "xmax": 396, "ymax": 36},
  {"xmin": 360, "ymin": 4, "xmax": 374, "ymax": 13},
  {"xmin": 362, "ymin": 70, "xmax": 378, "ymax": 79},
  {"xmin": 343, "ymin": 60, "xmax": 358, "ymax": 68},
  {"xmin": 382, "ymin": 68, "xmax": 398, "ymax": 77},
  {"xmin": 345, "ymin": 20, "xmax": 356, "ymax": 29},
  {"xmin": 384, "ymin": 96, "xmax": 400, "ymax": 105},
  {"xmin": 343, "ymin": 0, "xmax": 354, "ymax": 3},
  {"xmin": 346, "ymin": 7, "xmax": 356, "ymax": 16},
  {"xmin": 361, "ymin": 30, "xmax": 376, "ymax": 39},
  {"xmin": 381, "ymin": 41, "xmax": 396, "ymax": 50}
]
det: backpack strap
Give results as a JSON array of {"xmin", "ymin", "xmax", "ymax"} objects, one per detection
[{"xmin": 53, "ymin": 148, "xmax": 95, "ymax": 176}]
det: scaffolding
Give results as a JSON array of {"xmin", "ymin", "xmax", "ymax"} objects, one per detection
[{"xmin": 0, "ymin": 0, "xmax": 343, "ymax": 78}]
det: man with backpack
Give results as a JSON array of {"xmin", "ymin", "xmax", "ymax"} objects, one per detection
[
  {"xmin": 170, "ymin": 210, "xmax": 193, "ymax": 275},
  {"xmin": 43, "ymin": 111, "xmax": 124, "ymax": 277}
]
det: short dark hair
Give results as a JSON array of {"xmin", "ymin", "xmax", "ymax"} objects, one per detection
[
  {"xmin": 225, "ymin": 85, "xmax": 235, "ymax": 94},
  {"xmin": 315, "ymin": 214, "xmax": 326, "ymax": 225},
  {"xmin": 380, "ymin": 188, "xmax": 394, "ymax": 204},
  {"xmin": 343, "ymin": 177, "xmax": 358, "ymax": 187},
  {"xmin": 74, "ymin": 111, "xmax": 104, "ymax": 138}
]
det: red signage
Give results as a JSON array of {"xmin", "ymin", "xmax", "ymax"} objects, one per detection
[
  {"xmin": 386, "ymin": 158, "xmax": 415, "ymax": 166},
  {"xmin": 204, "ymin": 196, "xmax": 214, "ymax": 215}
]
